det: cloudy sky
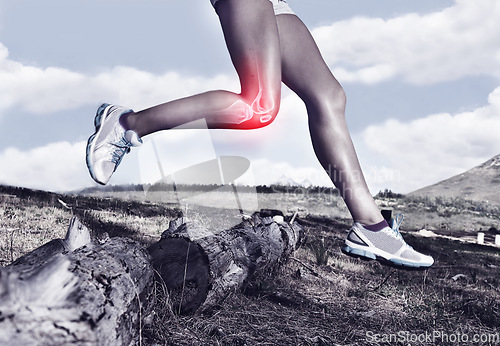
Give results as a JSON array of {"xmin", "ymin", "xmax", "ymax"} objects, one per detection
[{"xmin": 0, "ymin": 0, "xmax": 499, "ymax": 194}]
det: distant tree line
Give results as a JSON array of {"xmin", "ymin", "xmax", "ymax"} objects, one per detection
[
  {"xmin": 74, "ymin": 183, "xmax": 341, "ymax": 196},
  {"xmin": 375, "ymin": 189, "xmax": 405, "ymax": 199}
]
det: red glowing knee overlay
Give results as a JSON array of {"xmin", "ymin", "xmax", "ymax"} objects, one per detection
[{"xmin": 219, "ymin": 88, "xmax": 275, "ymax": 126}]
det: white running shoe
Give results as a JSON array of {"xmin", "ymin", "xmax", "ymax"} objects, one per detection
[
  {"xmin": 342, "ymin": 215, "xmax": 434, "ymax": 268},
  {"xmin": 86, "ymin": 103, "xmax": 142, "ymax": 185}
]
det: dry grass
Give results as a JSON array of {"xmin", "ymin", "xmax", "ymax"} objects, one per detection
[
  {"xmin": 0, "ymin": 196, "xmax": 70, "ymax": 265},
  {"xmin": 1, "ymin": 184, "xmax": 500, "ymax": 345}
]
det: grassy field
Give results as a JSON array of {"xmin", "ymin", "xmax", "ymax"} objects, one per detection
[{"xmin": 1, "ymin": 184, "xmax": 499, "ymax": 345}]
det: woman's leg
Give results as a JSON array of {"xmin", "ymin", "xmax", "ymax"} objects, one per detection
[
  {"xmin": 275, "ymin": 14, "xmax": 383, "ymax": 225},
  {"xmin": 121, "ymin": 0, "xmax": 282, "ymax": 136},
  {"xmin": 274, "ymin": 14, "xmax": 434, "ymax": 268}
]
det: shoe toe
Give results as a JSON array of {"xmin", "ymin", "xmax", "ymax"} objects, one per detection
[
  {"xmin": 400, "ymin": 247, "xmax": 434, "ymax": 267},
  {"xmin": 421, "ymin": 254, "xmax": 434, "ymax": 267}
]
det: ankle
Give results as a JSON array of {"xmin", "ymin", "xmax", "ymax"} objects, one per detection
[
  {"xmin": 119, "ymin": 111, "xmax": 135, "ymax": 132},
  {"xmin": 361, "ymin": 219, "xmax": 389, "ymax": 232}
]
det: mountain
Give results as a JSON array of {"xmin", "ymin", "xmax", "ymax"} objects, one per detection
[{"xmin": 409, "ymin": 154, "xmax": 500, "ymax": 204}]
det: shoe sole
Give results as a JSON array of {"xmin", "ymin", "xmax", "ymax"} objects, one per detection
[
  {"xmin": 86, "ymin": 104, "xmax": 112, "ymax": 185},
  {"xmin": 341, "ymin": 244, "xmax": 432, "ymax": 269}
]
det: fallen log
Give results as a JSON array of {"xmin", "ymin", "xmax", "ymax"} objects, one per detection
[
  {"xmin": 149, "ymin": 210, "xmax": 304, "ymax": 314},
  {"xmin": 0, "ymin": 218, "xmax": 154, "ymax": 346},
  {"xmin": 0, "ymin": 210, "xmax": 304, "ymax": 344}
]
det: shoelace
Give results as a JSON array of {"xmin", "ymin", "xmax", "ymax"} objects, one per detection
[
  {"xmin": 110, "ymin": 137, "xmax": 132, "ymax": 165},
  {"xmin": 391, "ymin": 213, "xmax": 414, "ymax": 249},
  {"xmin": 392, "ymin": 213, "xmax": 404, "ymax": 230}
]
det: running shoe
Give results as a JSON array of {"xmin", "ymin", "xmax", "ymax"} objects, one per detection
[
  {"xmin": 86, "ymin": 103, "xmax": 142, "ymax": 185},
  {"xmin": 342, "ymin": 214, "xmax": 434, "ymax": 268}
]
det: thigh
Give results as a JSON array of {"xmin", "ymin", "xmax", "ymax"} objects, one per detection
[
  {"xmin": 216, "ymin": 0, "xmax": 282, "ymax": 103},
  {"xmin": 277, "ymin": 14, "xmax": 343, "ymax": 106}
]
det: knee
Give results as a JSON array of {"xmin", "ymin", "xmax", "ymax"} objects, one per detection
[
  {"xmin": 253, "ymin": 92, "xmax": 281, "ymax": 128},
  {"xmin": 306, "ymin": 85, "xmax": 347, "ymax": 125},
  {"xmin": 322, "ymin": 85, "xmax": 347, "ymax": 116},
  {"xmin": 333, "ymin": 87, "xmax": 347, "ymax": 112},
  {"xmin": 240, "ymin": 88, "xmax": 281, "ymax": 129}
]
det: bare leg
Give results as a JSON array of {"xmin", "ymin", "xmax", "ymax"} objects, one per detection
[
  {"xmin": 121, "ymin": 0, "xmax": 282, "ymax": 136},
  {"xmin": 276, "ymin": 14, "xmax": 383, "ymax": 225}
]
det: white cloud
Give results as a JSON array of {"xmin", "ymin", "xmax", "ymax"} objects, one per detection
[
  {"xmin": 313, "ymin": 0, "xmax": 500, "ymax": 84},
  {"xmin": 0, "ymin": 42, "xmax": 238, "ymax": 118},
  {"xmin": 0, "ymin": 42, "xmax": 106, "ymax": 114},
  {"xmin": 356, "ymin": 85, "xmax": 500, "ymax": 193},
  {"xmin": 0, "ymin": 141, "xmax": 89, "ymax": 192}
]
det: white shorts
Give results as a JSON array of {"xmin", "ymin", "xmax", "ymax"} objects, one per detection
[{"xmin": 210, "ymin": 0, "xmax": 295, "ymax": 16}]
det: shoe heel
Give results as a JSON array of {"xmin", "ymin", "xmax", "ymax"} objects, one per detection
[
  {"xmin": 342, "ymin": 245, "xmax": 376, "ymax": 260},
  {"xmin": 94, "ymin": 103, "xmax": 110, "ymax": 128}
]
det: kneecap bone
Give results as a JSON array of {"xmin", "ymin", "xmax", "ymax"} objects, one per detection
[{"xmin": 221, "ymin": 89, "xmax": 275, "ymax": 125}]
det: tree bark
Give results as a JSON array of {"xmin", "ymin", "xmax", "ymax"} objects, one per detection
[
  {"xmin": 149, "ymin": 210, "xmax": 304, "ymax": 315},
  {"xmin": 0, "ymin": 217, "xmax": 154, "ymax": 346}
]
